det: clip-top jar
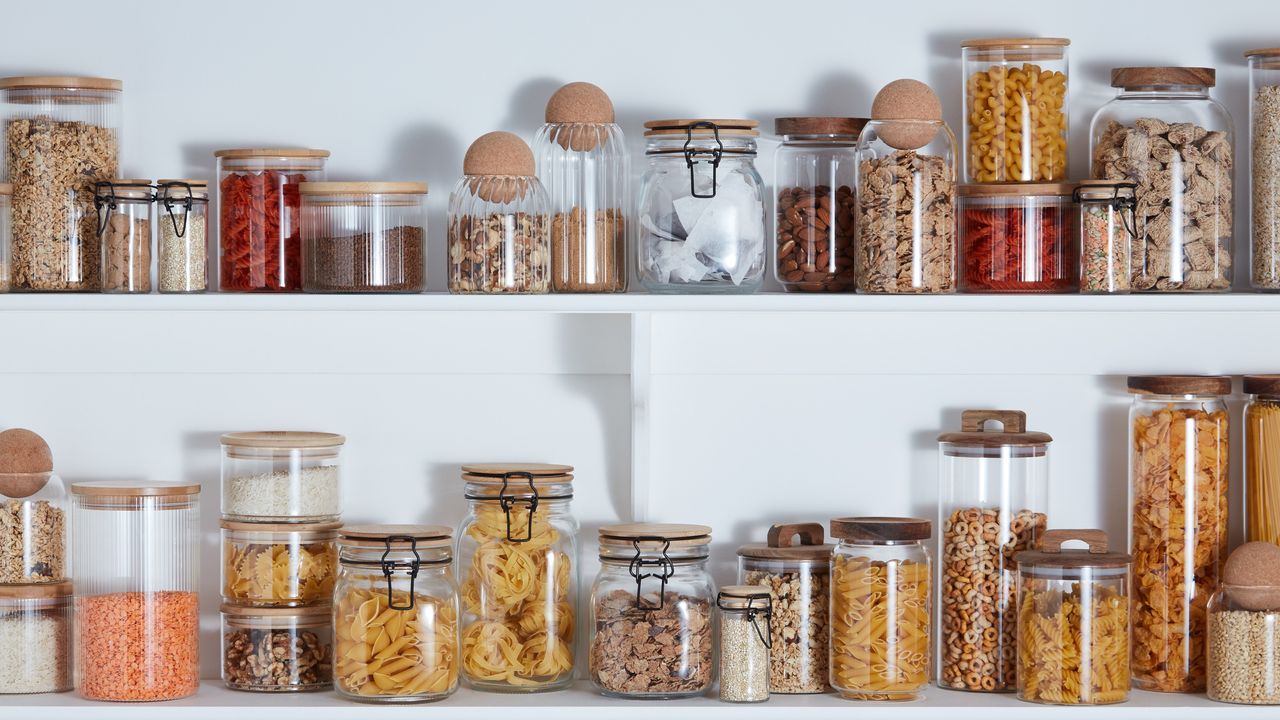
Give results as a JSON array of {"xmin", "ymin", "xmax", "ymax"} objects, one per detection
[
  {"xmin": 0, "ymin": 428, "xmax": 65, "ymax": 584},
  {"xmin": 1075, "ymin": 180, "xmax": 1135, "ymax": 293},
  {"xmin": 937, "ymin": 410, "xmax": 1050, "ymax": 692},
  {"xmin": 220, "ymin": 431, "xmax": 344, "ymax": 523},
  {"xmin": 456, "ymin": 464, "xmax": 576, "ymax": 692},
  {"xmin": 717, "ymin": 584, "xmax": 771, "ymax": 703},
  {"xmin": 1245, "ymin": 375, "xmax": 1280, "ymax": 545},
  {"xmin": 94, "ymin": 179, "xmax": 153, "ymax": 293},
  {"xmin": 589, "ymin": 523, "xmax": 714, "ymax": 698},
  {"xmin": 334, "ymin": 525, "xmax": 458, "ymax": 702},
  {"xmin": 156, "ymin": 179, "xmax": 208, "ymax": 293}
]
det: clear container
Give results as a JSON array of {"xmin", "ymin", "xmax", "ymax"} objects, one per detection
[
  {"xmin": 94, "ymin": 179, "xmax": 152, "ymax": 293},
  {"xmin": 300, "ymin": 182, "xmax": 427, "ymax": 293},
  {"xmin": 772, "ymin": 117, "xmax": 864, "ymax": 292},
  {"xmin": 534, "ymin": 82, "xmax": 628, "ymax": 293},
  {"xmin": 937, "ymin": 410, "xmax": 1050, "ymax": 693},
  {"xmin": 0, "ymin": 76, "xmax": 122, "ymax": 292},
  {"xmin": 959, "ymin": 183, "xmax": 1078, "ymax": 293},
  {"xmin": 1128, "ymin": 375, "xmax": 1231, "ymax": 692},
  {"xmin": 961, "ymin": 38, "xmax": 1070, "ymax": 183},
  {"xmin": 1014, "ymin": 529, "xmax": 1131, "ymax": 705},
  {"xmin": 0, "ymin": 182, "xmax": 10, "ymax": 292},
  {"xmin": 829, "ymin": 516, "xmax": 932, "ymax": 701},
  {"xmin": 156, "ymin": 179, "xmax": 208, "ymax": 293},
  {"xmin": 1208, "ymin": 580, "xmax": 1280, "ymax": 704},
  {"xmin": 69, "ymin": 480, "xmax": 200, "ymax": 702},
  {"xmin": 221, "ymin": 604, "xmax": 333, "ymax": 692},
  {"xmin": 1247, "ymin": 49, "xmax": 1280, "ymax": 290},
  {"xmin": 638, "ymin": 119, "xmax": 766, "ymax": 293},
  {"xmin": 737, "ymin": 522, "xmax": 832, "ymax": 694},
  {"xmin": 0, "ymin": 464, "xmax": 66, "ymax": 584},
  {"xmin": 216, "ymin": 148, "xmax": 328, "ymax": 292},
  {"xmin": 1076, "ymin": 180, "xmax": 1135, "ymax": 293},
  {"xmin": 456, "ymin": 464, "xmax": 576, "ymax": 692},
  {"xmin": 854, "ymin": 118, "xmax": 958, "ymax": 293},
  {"xmin": 334, "ymin": 525, "xmax": 459, "ymax": 703},
  {"xmin": 1246, "ymin": 375, "xmax": 1280, "ymax": 545},
  {"xmin": 220, "ymin": 431, "xmax": 344, "ymax": 523},
  {"xmin": 1090, "ymin": 67, "xmax": 1233, "ymax": 292},
  {"xmin": 589, "ymin": 523, "xmax": 714, "ymax": 699},
  {"xmin": 0, "ymin": 582, "xmax": 73, "ymax": 694},
  {"xmin": 717, "ymin": 584, "xmax": 771, "ymax": 703},
  {"xmin": 221, "ymin": 519, "xmax": 340, "ymax": 607}
]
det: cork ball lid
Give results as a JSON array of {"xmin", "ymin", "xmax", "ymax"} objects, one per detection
[
  {"xmin": 1223, "ymin": 542, "xmax": 1280, "ymax": 610},
  {"xmin": 546, "ymin": 82, "xmax": 614, "ymax": 124},
  {"xmin": 0, "ymin": 428, "xmax": 54, "ymax": 498},
  {"xmin": 871, "ymin": 79, "xmax": 943, "ymax": 151},
  {"xmin": 464, "ymin": 131, "xmax": 535, "ymax": 177}
]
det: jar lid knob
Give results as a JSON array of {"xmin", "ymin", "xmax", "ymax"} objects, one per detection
[
  {"xmin": 1039, "ymin": 529, "xmax": 1108, "ymax": 554},
  {"xmin": 870, "ymin": 79, "xmax": 943, "ymax": 150},
  {"xmin": 463, "ymin": 131, "xmax": 535, "ymax": 177},
  {"xmin": 545, "ymin": 81, "xmax": 614, "ymax": 124},
  {"xmin": 960, "ymin": 409, "xmax": 1026, "ymax": 434},
  {"xmin": 767, "ymin": 522, "xmax": 824, "ymax": 548}
]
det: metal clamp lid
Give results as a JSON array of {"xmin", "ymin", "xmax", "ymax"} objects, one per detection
[
  {"xmin": 628, "ymin": 536, "xmax": 676, "ymax": 610},
  {"xmin": 717, "ymin": 588, "xmax": 773, "ymax": 649},
  {"xmin": 94, "ymin": 180, "xmax": 154, "ymax": 237},
  {"xmin": 1073, "ymin": 181, "xmax": 1138, "ymax": 240},
  {"xmin": 497, "ymin": 471, "xmax": 539, "ymax": 543},
  {"xmin": 158, "ymin": 181, "xmax": 198, "ymax": 238},
  {"xmin": 380, "ymin": 535, "xmax": 421, "ymax": 611}
]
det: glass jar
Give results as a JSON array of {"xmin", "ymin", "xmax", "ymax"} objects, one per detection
[
  {"xmin": 69, "ymin": 481, "xmax": 200, "ymax": 702},
  {"xmin": 638, "ymin": 119, "xmax": 766, "ymax": 293},
  {"xmin": 772, "ymin": 117, "xmax": 863, "ymax": 292},
  {"xmin": 301, "ymin": 182, "xmax": 427, "ymax": 293},
  {"xmin": 216, "ymin": 148, "xmax": 328, "ymax": 292},
  {"xmin": 0, "ymin": 581, "xmax": 73, "ymax": 694},
  {"xmin": 1014, "ymin": 529, "xmax": 1131, "ymax": 705},
  {"xmin": 0, "ymin": 76, "xmax": 121, "ymax": 292},
  {"xmin": 334, "ymin": 525, "xmax": 458, "ymax": 703},
  {"xmin": 0, "ymin": 182, "xmax": 10, "ymax": 292},
  {"xmin": 1090, "ymin": 67, "xmax": 1233, "ymax": 292},
  {"xmin": 717, "ymin": 584, "xmax": 771, "ymax": 703},
  {"xmin": 94, "ymin": 179, "xmax": 153, "ymax": 293},
  {"xmin": 937, "ymin": 409, "xmax": 1050, "ymax": 692},
  {"xmin": 589, "ymin": 523, "xmax": 714, "ymax": 699},
  {"xmin": 222, "ymin": 520, "xmax": 340, "ymax": 607},
  {"xmin": 737, "ymin": 522, "xmax": 831, "ymax": 694},
  {"xmin": 1075, "ymin": 180, "xmax": 1136, "ymax": 293},
  {"xmin": 854, "ymin": 118, "xmax": 957, "ymax": 293},
  {"xmin": 156, "ymin": 179, "xmax": 208, "ymax": 293},
  {"xmin": 456, "ymin": 464, "xmax": 576, "ymax": 692},
  {"xmin": 1128, "ymin": 374, "xmax": 1231, "ymax": 692},
  {"xmin": 0, "ymin": 432, "xmax": 66, "ymax": 583},
  {"xmin": 1248, "ymin": 49, "xmax": 1280, "ymax": 290},
  {"xmin": 221, "ymin": 604, "xmax": 333, "ymax": 692},
  {"xmin": 220, "ymin": 431, "xmax": 344, "ymax": 523},
  {"xmin": 959, "ymin": 183, "xmax": 1078, "ymax": 293},
  {"xmin": 1246, "ymin": 375, "xmax": 1280, "ymax": 545},
  {"xmin": 961, "ymin": 38, "xmax": 1070, "ymax": 183},
  {"xmin": 1208, "ymin": 576, "xmax": 1280, "ymax": 704},
  {"xmin": 829, "ymin": 516, "xmax": 932, "ymax": 701},
  {"xmin": 534, "ymin": 82, "xmax": 628, "ymax": 293}
]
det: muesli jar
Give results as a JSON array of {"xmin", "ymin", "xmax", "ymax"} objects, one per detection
[
  {"xmin": 221, "ymin": 520, "xmax": 340, "ymax": 607},
  {"xmin": 590, "ymin": 523, "xmax": 714, "ymax": 698},
  {"xmin": 1090, "ymin": 67, "xmax": 1233, "ymax": 292},
  {"xmin": 156, "ymin": 179, "xmax": 208, "ymax": 293},
  {"xmin": 221, "ymin": 604, "xmax": 333, "ymax": 692},
  {"xmin": 1, "ymin": 76, "xmax": 121, "ymax": 292},
  {"xmin": 300, "ymin": 182, "xmax": 427, "ymax": 293},
  {"xmin": 94, "ymin": 179, "xmax": 153, "ymax": 293},
  {"xmin": 220, "ymin": 431, "xmax": 344, "ymax": 523},
  {"xmin": 638, "ymin": 119, "xmax": 766, "ymax": 293},
  {"xmin": 0, "ymin": 183, "xmax": 10, "ymax": 292},
  {"xmin": 1245, "ymin": 375, "xmax": 1280, "ymax": 545},
  {"xmin": 959, "ymin": 183, "xmax": 1078, "ymax": 293},
  {"xmin": 0, "ymin": 582, "xmax": 73, "ymax": 694},
  {"xmin": 1247, "ymin": 49, "xmax": 1280, "ymax": 290},
  {"xmin": 1075, "ymin": 180, "xmax": 1135, "ymax": 293},
  {"xmin": 1207, "ymin": 542, "xmax": 1280, "ymax": 704},
  {"xmin": 717, "ymin": 585, "xmax": 771, "ymax": 703},
  {"xmin": 0, "ymin": 428, "xmax": 66, "ymax": 584}
]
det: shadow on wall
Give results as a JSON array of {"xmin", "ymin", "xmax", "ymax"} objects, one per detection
[
  {"xmin": 380, "ymin": 124, "xmax": 463, "ymax": 293},
  {"xmin": 182, "ymin": 429, "xmax": 224, "ymax": 684},
  {"xmin": 1093, "ymin": 376, "xmax": 1130, "ymax": 542}
]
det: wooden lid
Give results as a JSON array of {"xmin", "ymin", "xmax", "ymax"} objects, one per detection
[
  {"xmin": 214, "ymin": 148, "xmax": 330, "ymax": 159},
  {"xmin": 738, "ymin": 522, "xmax": 833, "ymax": 561},
  {"xmin": 97, "ymin": 179, "xmax": 153, "ymax": 200},
  {"xmin": 830, "ymin": 516, "xmax": 931, "ymax": 542},
  {"xmin": 1246, "ymin": 48, "xmax": 1280, "ymax": 58},
  {"xmin": 599, "ymin": 523, "xmax": 711, "ymax": 548},
  {"xmin": 1246, "ymin": 375, "xmax": 1280, "ymax": 396},
  {"xmin": 961, "ymin": 37, "xmax": 1070, "ymax": 49},
  {"xmin": 299, "ymin": 181, "xmax": 427, "ymax": 195},
  {"xmin": 70, "ymin": 479, "xmax": 200, "ymax": 497},
  {"xmin": 0, "ymin": 581, "xmax": 73, "ymax": 600},
  {"xmin": 156, "ymin": 180, "xmax": 209, "ymax": 200},
  {"xmin": 1111, "ymin": 67, "xmax": 1215, "ymax": 89},
  {"xmin": 1127, "ymin": 375, "xmax": 1231, "ymax": 396},
  {"xmin": 220, "ymin": 519, "xmax": 343, "ymax": 534},
  {"xmin": 644, "ymin": 119, "xmax": 759, "ymax": 137},
  {"xmin": 959, "ymin": 182, "xmax": 1077, "ymax": 198},
  {"xmin": 774, "ymin": 117, "xmax": 867, "ymax": 137},
  {"xmin": 1015, "ymin": 529, "xmax": 1130, "ymax": 569},
  {"xmin": 339, "ymin": 524, "xmax": 452, "ymax": 550},
  {"xmin": 461, "ymin": 463, "xmax": 573, "ymax": 481},
  {"xmin": 0, "ymin": 183, "xmax": 11, "ymax": 195},
  {"xmin": 220, "ymin": 603, "xmax": 331, "ymax": 619},
  {"xmin": 220, "ymin": 431, "xmax": 345, "ymax": 449},
  {"xmin": 937, "ymin": 410, "xmax": 1053, "ymax": 447},
  {"xmin": 156, "ymin": 179, "xmax": 207, "ymax": 187},
  {"xmin": 463, "ymin": 132, "xmax": 535, "ymax": 177},
  {"xmin": 719, "ymin": 584, "xmax": 771, "ymax": 609},
  {"xmin": 0, "ymin": 76, "xmax": 121, "ymax": 91},
  {"xmin": 545, "ymin": 82, "xmax": 614, "ymax": 124}
]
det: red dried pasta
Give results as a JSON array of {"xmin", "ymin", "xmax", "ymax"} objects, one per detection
[
  {"xmin": 961, "ymin": 203, "xmax": 1076, "ymax": 292},
  {"xmin": 220, "ymin": 170, "xmax": 305, "ymax": 291}
]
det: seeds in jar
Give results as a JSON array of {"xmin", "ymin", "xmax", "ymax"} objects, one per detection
[
  {"xmin": 744, "ymin": 567, "xmax": 829, "ymax": 693},
  {"xmin": 0, "ymin": 499, "xmax": 64, "ymax": 583},
  {"xmin": 1252, "ymin": 85, "xmax": 1280, "ymax": 289},
  {"xmin": 224, "ymin": 626, "xmax": 331, "ymax": 691},
  {"xmin": 551, "ymin": 207, "xmax": 625, "ymax": 292},
  {"xmin": 100, "ymin": 212, "xmax": 150, "ymax": 292},
  {"xmin": 855, "ymin": 150, "xmax": 955, "ymax": 293},
  {"xmin": 448, "ymin": 212, "xmax": 549, "ymax": 293},
  {"xmin": 158, "ymin": 212, "xmax": 206, "ymax": 292},
  {"xmin": 305, "ymin": 225, "xmax": 424, "ymax": 292},
  {"xmin": 1080, "ymin": 204, "xmax": 1131, "ymax": 293},
  {"xmin": 223, "ymin": 466, "xmax": 339, "ymax": 520},
  {"xmin": 719, "ymin": 612, "xmax": 768, "ymax": 702},
  {"xmin": 776, "ymin": 185, "xmax": 855, "ymax": 292},
  {"xmin": 0, "ymin": 610, "xmax": 70, "ymax": 693},
  {"xmin": 1208, "ymin": 609, "xmax": 1280, "ymax": 703},
  {"xmin": 589, "ymin": 589, "xmax": 712, "ymax": 696}
]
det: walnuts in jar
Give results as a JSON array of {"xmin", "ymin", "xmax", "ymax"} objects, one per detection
[{"xmin": 223, "ymin": 626, "xmax": 332, "ymax": 691}]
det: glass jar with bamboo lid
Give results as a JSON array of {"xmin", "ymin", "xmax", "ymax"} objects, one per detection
[{"xmin": 1246, "ymin": 375, "xmax": 1280, "ymax": 546}]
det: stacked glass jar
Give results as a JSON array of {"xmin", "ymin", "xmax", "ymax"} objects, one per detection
[{"xmin": 218, "ymin": 431, "xmax": 345, "ymax": 693}]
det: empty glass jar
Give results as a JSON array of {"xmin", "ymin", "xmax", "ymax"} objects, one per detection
[
  {"xmin": 95, "ymin": 179, "xmax": 152, "ymax": 293},
  {"xmin": 156, "ymin": 179, "xmax": 208, "ymax": 293}
]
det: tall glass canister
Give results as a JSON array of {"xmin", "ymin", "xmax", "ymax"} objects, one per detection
[
  {"xmin": 1247, "ymin": 48, "xmax": 1280, "ymax": 290},
  {"xmin": 1245, "ymin": 374, "xmax": 1280, "ymax": 545},
  {"xmin": 937, "ymin": 410, "xmax": 1050, "ymax": 692},
  {"xmin": 70, "ymin": 481, "xmax": 200, "ymax": 702}
]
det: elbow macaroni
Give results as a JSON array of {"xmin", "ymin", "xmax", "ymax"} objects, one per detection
[{"xmin": 966, "ymin": 63, "xmax": 1067, "ymax": 182}]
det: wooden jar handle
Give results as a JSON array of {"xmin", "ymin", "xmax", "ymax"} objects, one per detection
[
  {"xmin": 1039, "ymin": 528, "xmax": 1108, "ymax": 554},
  {"xmin": 768, "ymin": 522, "xmax": 825, "ymax": 548},
  {"xmin": 961, "ymin": 409, "xmax": 1027, "ymax": 434}
]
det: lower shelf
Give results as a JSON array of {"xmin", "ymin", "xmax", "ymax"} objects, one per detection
[{"xmin": 1, "ymin": 681, "xmax": 1271, "ymax": 719}]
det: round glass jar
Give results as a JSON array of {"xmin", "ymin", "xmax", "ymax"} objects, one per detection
[
  {"xmin": 1208, "ymin": 580, "xmax": 1280, "ymax": 704},
  {"xmin": 1246, "ymin": 375, "xmax": 1280, "ymax": 545},
  {"xmin": 829, "ymin": 517, "xmax": 932, "ymax": 702},
  {"xmin": 717, "ymin": 584, "xmax": 771, "ymax": 703},
  {"xmin": 737, "ymin": 522, "xmax": 832, "ymax": 694},
  {"xmin": 94, "ymin": 179, "xmax": 153, "ymax": 293},
  {"xmin": 0, "ymin": 581, "xmax": 73, "ymax": 694},
  {"xmin": 1090, "ymin": 67, "xmax": 1233, "ymax": 292},
  {"xmin": 221, "ymin": 519, "xmax": 340, "ymax": 607},
  {"xmin": 0, "ymin": 76, "xmax": 121, "ymax": 292},
  {"xmin": 961, "ymin": 38, "xmax": 1070, "ymax": 183},
  {"xmin": 216, "ymin": 148, "xmax": 328, "ymax": 292},
  {"xmin": 70, "ymin": 481, "xmax": 201, "ymax": 702},
  {"xmin": 334, "ymin": 525, "xmax": 458, "ymax": 703},
  {"xmin": 300, "ymin": 181, "xmax": 427, "ymax": 293},
  {"xmin": 1247, "ymin": 49, "xmax": 1280, "ymax": 290},
  {"xmin": 589, "ymin": 523, "xmax": 714, "ymax": 699},
  {"xmin": 221, "ymin": 604, "xmax": 333, "ymax": 692},
  {"xmin": 1127, "ymin": 375, "xmax": 1230, "ymax": 692},
  {"xmin": 0, "ymin": 464, "xmax": 66, "ymax": 584},
  {"xmin": 1075, "ymin": 180, "xmax": 1136, "ymax": 293},
  {"xmin": 456, "ymin": 463, "xmax": 576, "ymax": 692},
  {"xmin": 156, "ymin": 179, "xmax": 208, "ymax": 293},
  {"xmin": 959, "ymin": 182, "xmax": 1078, "ymax": 293},
  {"xmin": 1014, "ymin": 529, "xmax": 1131, "ymax": 705},
  {"xmin": 638, "ymin": 119, "xmax": 766, "ymax": 293},
  {"xmin": 220, "ymin": 431, "xmax": 344, "ymax": 523},
  {"xmin": 772, "ymin": 117, "xmax": 864, "ymax": 292},
  {"xmin": 0, "ymin": 182, "xmax": 11, "ymax": 292}
]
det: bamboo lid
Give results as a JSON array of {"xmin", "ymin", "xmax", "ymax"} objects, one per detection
[
  {"xmin": 70, "ymin": 480, "xmax": 200, "ymax": 497},
  {"xmin": 1127, "ymin": 375, "xmax": 1231, "ymax": 396},
  {"xmin": 598, "ymin": 523, "xmax": 711, "ymax": 548},
  {"xmin": 220, "ymin": 519, "xmax": 343, "ymax": 534},
  {"xmin": 1245, "ymin": 375, "xmax": 1280, "ymax": 396},
  {"xmin": 299, "ymin": 182, "xmax": 427, "ymax": 195},
  {"xmin": 960, "ymin": 37, "xmax": 1070, "ymax": 49},
  {"xmin": 97, "ymin": 179, "xmax": 153, "ymax": 200},
  {"xmin": 156, "ymin": 180, "xmax": 209, "ymax": 200},
  {"xmin": 1015, "ymin": 529, "xmax": 1130, "ymax": 570},
  {"xmin": 214, "ymin": 148, "xmax": 330, "ymax": 159},
  {"xmin": 938, "ymin": 410, "xmax": 1052, "ymax": 447},
  {"xmin": 738, "ymin": 522, "xmax": 833, "ymax": 561},
  {"xmin": 830, "ymin": 516, "xmax": 931, "ymax": 543},
  {"xmin": 718, "ymin": 584, "xmax": 771, "ymax": 610},
  {"xmin": 959, "ymin": 182, "xmax": 1077, "ymax": 197},
  {"xmin": 462, "ymin": 463, "xmax": 573, "ymax": 482},
  {"xmin": 0, "ymin": 581, "xmax": 73, "ymax": 600},
  {"xmin": 339, "ymin": 524, "xmax": 452, "ymax": 550},
  {"xmin": 220, "ymin": 431, "xmax": 346, "ymax": 449},
  {"xmin": 0, "ymin": 76, "xmax": 122, "ymax": 91},
  {"xmin": 546, "ymin": 82, "xmax": 614, "ymax": 124},
  {"xmin": 221, "ymin": 603, "xmax": 331, "ymax": 619},
  {"xmin": 463, "ymin": 132, "xmax": 535, "ymax": 177},
  {"xmin": 1246, "ymin": 48, "xmax": 1280, "ymax": 58},
  {"xmin": 1111, "ymin": 67, "xmax": 1215, "ymax": 89},
  {"xmin": 774, "ymin": 117, "xmax": 868, "ymax": 138},
  {"xmin": 644, "ymin": 119, "xmax": 759, "ymax": 137}
]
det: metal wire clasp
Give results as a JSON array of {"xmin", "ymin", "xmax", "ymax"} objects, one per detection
[
  {"xmin": 629, "ymin": 536, "xmax": 675, "ymax": 610},
  {"xmin": 683, "ymin": 121, "xmax": 723, "ymax": 199},
  {"xmin": 380, "ymin": 535, "xmax": 421, "ymax": 610},
  {"xmin": 93, "ymin": 181, "xmax": 120, "ymax": 237},
  {"xmin": 160, "ymin": 181, "xmax": 195, "ymax": 238},
  {"xmin": 1074, "ymin": 182, "xmax": 1139, "ymax": 240},
  {"xmin": 717, "ymin": 593, "xmax": 773, "ymax": 649},
  {"xmin": 498, "ymin": 471, "xmax": 539, "ymax": 543}
]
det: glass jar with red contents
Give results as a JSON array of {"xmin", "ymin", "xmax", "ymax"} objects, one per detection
[
  {"xmin": 216, "ymin": 148, "xmax": 328, "ymax": 292},
  {"xmin": 959, "ymin": 183, "xmax": 1078, "ymax": 293}
]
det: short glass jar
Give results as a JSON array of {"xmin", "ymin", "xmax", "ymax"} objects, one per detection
[
  {"xmin": 1247, "ymin": 48, "xmax": 1280, "ymax": 290},
  {"xmin": 590, "ymin": 523, "xmax": 715, "ymax": 699},
  {"xmin": 0, "ymin": 460, "xmax": 66, "ymax": 584},
  {"xmin": 0, "ymin": 182, "xmax": 10, "ymax": 292},
  {"xmin": 222, "ymin": 520, "xmax": 340, "ymax": 607},
  {"xmin": 334, "ymin": 525, "xmax": 459, "ymax": 703},
  {"xmin": 156, "ymin": 179, "xmax": 208, "ymax": 293},
  {"xmin": 1208, "ymin": 579, "xmax": 1280, "ymax": 704},
  {"xmin": 1090, "ymin": 67, "xmax": 1233, "ymax": 292},
  {"xmin": 717, "ymin": 584, "xmax": 771, "ymax": 703},
  {"xmin": 1075, "ymin": 180, "xmax": 1135, "ymax": 293},
  {"xmin": 959, "ymin": 183, "xmax": 1078, "ymax": 293},
  {"xmin": 220, "ymin": 431, "xmax": 344, "ymax": 523},
  {"xmin": 638, "ymin": 119, "xmax": 766, "ymax": 293},
  {"xmin": 301, "ymin": 182, "xmax": 427, "ymax": 293},
  {"xmin": 1245, "ymin": 375, "xmax": 1280, "ymax": 545},
  {"xmin": 221, "ymin": 604, "xmax": 333, "ymax": 692},
  {"xmin": 0, "ymin": 582, "xmax": 73, "ymax": 694},
  {"xmin": 95, "ymin": 179, "xmax": 153, "ymax": 293}
]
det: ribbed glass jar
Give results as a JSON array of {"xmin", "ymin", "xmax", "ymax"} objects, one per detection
[
  {"xmin": 300, "ymin": 182, "xmax": 427, "ymax": 293},
  {"xmin": 447, "ymin": 178, "xmax": 550, "ymax": 293}
]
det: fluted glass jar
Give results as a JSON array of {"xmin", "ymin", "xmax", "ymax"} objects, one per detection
[
  {"xmin": 0, "ymin": 457, "xmax": 66, "ymax": 584},
  {"xmin": 0, "ymin": 582, "xmax": 73, "ymax": 694},
  {"xmin": 1208, "ymin": 580, "xmax": 1280, "ymax": 704},
  {"xmin": 301, "ymin": 182, "xmax": 427, "ymax": 293},
  {"xmin": 156, "ymin": 180, "xmax": 208, "ymax": 293},
  {"xmin": 456, "ymin": 464, "xmax": 576, "ymax": 692},
  {"xmin": 95, "ymin": 179, "xmax": 152, "ymax": 293},
  {"xmin": 638, "ymin": 119, "xmax": 766, "ymax": 293},
  {"xmin": 1246, "ymin": 375, "xmax": 1280, "ymax": 545}
]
